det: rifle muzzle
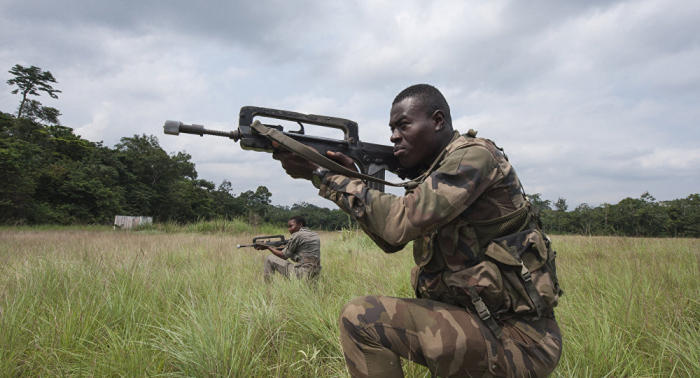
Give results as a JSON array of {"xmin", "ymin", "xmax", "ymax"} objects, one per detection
[{"xmin": 163, "ymin": 120, "xmax": 241, "ymax": 141}]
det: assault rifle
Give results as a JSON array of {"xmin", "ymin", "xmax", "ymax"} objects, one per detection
[
  {"xmin": 163, "ymin": 106, "xmax": 421, "ymax": 192},
  {"xmin": 237, "ymin": 235, "xmax": 289, "ymax": 249}
]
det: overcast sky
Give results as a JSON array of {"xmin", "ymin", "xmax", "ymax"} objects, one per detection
[{"xmin": 2, "ymin": 0, "xmax": 698, "ymax": 209}]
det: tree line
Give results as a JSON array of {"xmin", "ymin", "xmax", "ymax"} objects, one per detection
[
  {"xmin": 2, "ymin": 64, "xmax": 698, "ymax": 236},
  {"xmin": 0, "ymin": 111, "xmax": 353, "ymax": 229},
  {"xmin": 530, "ymin": 193, "xmax": 700, "ymax": 238}
]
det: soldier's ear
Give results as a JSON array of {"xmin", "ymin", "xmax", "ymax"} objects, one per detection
[{"xmin": 432, "ymin": 110, "xmax": 446, "ymax": 131}]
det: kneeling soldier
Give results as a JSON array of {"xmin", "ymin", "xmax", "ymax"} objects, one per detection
[
  {"xmin": 256, "ymin": 215, "xmax": 321, "ymax": 281},
  {"xmin": 270, "ymin": 84, "xmax": 563, "ymax": 377}
]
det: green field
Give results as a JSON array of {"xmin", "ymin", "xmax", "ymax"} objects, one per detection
[{"xmin": 1, "ymin": 224, "xmax": 698, "ymax": 377}]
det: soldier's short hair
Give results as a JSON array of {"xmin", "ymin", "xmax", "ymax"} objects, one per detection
[
  {"xmin": 393, "ymin": 84, "xmax": 452, "ymax": 125},
  {"xmin": 289, "ymin": 215, "xmax": 306, "ymax": 227}
]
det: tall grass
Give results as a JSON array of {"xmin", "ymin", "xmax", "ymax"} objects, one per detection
[
  {"xmin": 0, "ymin": 228, "xmax": 698, "ymax": 377},
  {"xmin": 553, "ymin": 236, "xmax": 700, "ymax": 377}
]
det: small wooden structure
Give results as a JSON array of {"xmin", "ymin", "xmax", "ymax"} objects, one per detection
[{"xmin": 114, "ymin": 215, "xmax": 153, "ymax": 229}]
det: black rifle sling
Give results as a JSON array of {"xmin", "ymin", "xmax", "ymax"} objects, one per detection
[{"xmin": 251, "ymin": 120, "xmax": 425, "ymax": 189}]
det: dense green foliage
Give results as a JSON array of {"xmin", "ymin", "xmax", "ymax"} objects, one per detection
[
  {"xmin": 0, "ymin": 113, "xmax": 352, "ymax": 229},
  {"xmin": 530, "ymin": 192, "xmax": 700, "ymax": 238}
]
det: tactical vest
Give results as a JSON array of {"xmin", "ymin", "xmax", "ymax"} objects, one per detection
[{"xmin": 411, "ymin": 138, "xmax": 564, "ymax": 338}]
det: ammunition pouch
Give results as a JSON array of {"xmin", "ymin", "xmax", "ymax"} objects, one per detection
[{"xmin": 412, "ymin": 201, "xmax": 563, "ymax": 338}]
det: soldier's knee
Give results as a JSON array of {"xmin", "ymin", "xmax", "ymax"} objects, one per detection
[
  {"xmin": 339, "ymin": 296, "xmax": 379, "ymax": 328},
  {"xmin": 339, "ymin": 296, "xmax": 391, "ymax": 346},
  {"xmin": 339, "ymin": 296, "xmax": 367, "ymax": 339}
]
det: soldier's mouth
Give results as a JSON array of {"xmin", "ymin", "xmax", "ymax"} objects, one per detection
[{"xmin": 393, "ymin": 146, "xmax": 406, "ymax": 157}]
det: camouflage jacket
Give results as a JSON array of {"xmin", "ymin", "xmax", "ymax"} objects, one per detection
[
  {"xmin": 318, "ymin": 130, "xmax": 557, "ymax": 319},
  {"xmin": 282, "ymin": 227, "xmax": 321, "ymax": 265}
]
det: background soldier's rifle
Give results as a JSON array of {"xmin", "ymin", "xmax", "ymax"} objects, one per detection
[
  {"xmin": 163, "ymin": 106, "xmax": 422, "ymax": 192},
  {"xmin": 237, "ymin": 235, "xmax": 289, "ymax": 249}
]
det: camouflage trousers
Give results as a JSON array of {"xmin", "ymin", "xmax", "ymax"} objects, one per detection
[
  {"xmin": 339, "ymin": 295, "xmax": 562, "ymax": 378},
  {"xmin": 263, "ymin": 255, "xmax": 320, "ymax": 280}
]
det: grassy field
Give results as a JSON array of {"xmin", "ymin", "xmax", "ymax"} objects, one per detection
[{"xmin": 1, "ymin": 222, "xmax": 698, "ymax": 377}]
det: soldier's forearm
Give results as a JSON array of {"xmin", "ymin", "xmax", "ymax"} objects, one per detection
[{"xmin": 269, "ymin": 247, "xmax": 286, "ymax": 260}]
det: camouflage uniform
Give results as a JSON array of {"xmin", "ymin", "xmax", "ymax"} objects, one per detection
[
  {"xmin": 319, "ymin": 131, "xmax": 563, "ymax": 377},
  {"xmin": 264, "ymin": 227, "xmax": 321, "ymax": 280}
]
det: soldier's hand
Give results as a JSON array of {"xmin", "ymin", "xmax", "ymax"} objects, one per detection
[
  {"xmin": 270, "ymin": 141, "xmax": 358, "ymax": 179},
  {"xmin": 326, "ymin": 151, "xmax": 358, "ymax": 173},
  {"xmin": 271, "ymin": 148, "xmax": 318, "ymax": 180}
]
